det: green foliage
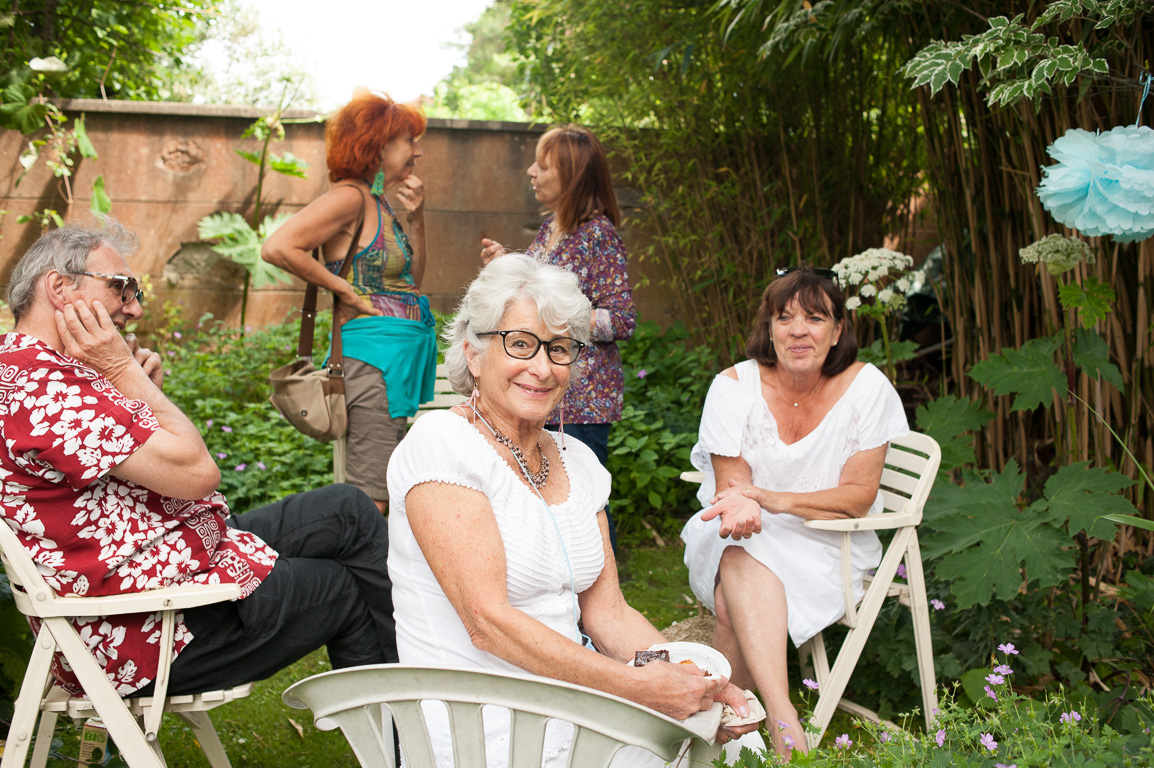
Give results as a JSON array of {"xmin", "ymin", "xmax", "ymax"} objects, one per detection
[
  {"xmin": 914, "ymin": 395, "xmax": 995, "ymax": 477},
  {"xmin": 969, "ymin": 335, "xmax": 1066, "ymax": 412},
  {"xmin": 427, "ymin": 1, "xmax": 527, "ymax": 121},
  {"xmin": 607, "ymin": 322, "xmax": 718, "ymax": 542},
  {"xmin": 1059, "ymin": 278, "xmax": 1115, "ymax": 329},
  {"xmin": 900, "ymin": 3, "xmax": 1132, "ymax": 107},
  {"xmin": 923, "ymin": 460, "xmax": 1137, "ymax": 609},
  {"xmin": 0, "ymin": 1, "xmax": 215, "ymax": 101},
  {"xmin": 0, "ymin": 573, "xmax": 32, "ymax": 721},
  {"xmin": 161, "ymin": 313, "xmax": 333, "ymax": 512},
  {"xmin": 197, "ymin": 211, "xmax": 293, "ymax": 289}
]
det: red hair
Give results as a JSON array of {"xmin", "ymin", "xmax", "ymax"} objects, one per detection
[
  {"xmin": 537, "ymin": 125, "xmax": 620, "ymax": 235},
  {"xmin": 325, "ymin": 92, "xmax": 427, "ymax": 183}
]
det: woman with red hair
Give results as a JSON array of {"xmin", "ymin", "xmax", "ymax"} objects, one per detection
[
  {"xmin": 479, "ymin": 125, "xmax": 636, "ymax": 549},
  {"xmin": 264, "ymin": 91, "xmax": 437, "ymax": 514}
]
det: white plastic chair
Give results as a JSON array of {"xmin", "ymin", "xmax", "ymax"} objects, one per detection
[
  {"xmin": 679, "ymin": 431, "xmax": 941, "ymax": 747},
  {"xmin": 0, "ymin": 520, "xmax": 253, "ymax": 768},
  {"xmin": 797, "ymin": 431, "xmax": 941, "ymax": 747},
  {"xmin": 283, "ymin": 664, "xmax": 724, "ymax": 768}
]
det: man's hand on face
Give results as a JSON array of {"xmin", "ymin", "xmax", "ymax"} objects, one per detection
[
  {"xmin": 55, "ymin": 300, "xmax": 156, "ymax": 386},
  {"xmin": 124, "ymin": 332, "xmax": 164, "ymax": 390}
]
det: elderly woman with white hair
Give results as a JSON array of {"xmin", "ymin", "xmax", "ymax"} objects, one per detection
[{"xmin": 386, "ymin": 253, "xmax": 759, "ymax": 766}]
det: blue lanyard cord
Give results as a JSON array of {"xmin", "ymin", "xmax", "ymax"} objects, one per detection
[{"xmin": 466, "ymin": 403, "xmax": 592, "ymax": 648}]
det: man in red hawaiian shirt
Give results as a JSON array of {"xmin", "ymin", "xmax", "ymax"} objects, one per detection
[{"xmin": 0, "ymin": 220, "xmax": 396, "ymax": 697}]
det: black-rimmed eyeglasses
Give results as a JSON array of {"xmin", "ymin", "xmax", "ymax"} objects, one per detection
[
  {"xmin": 72, "ymin": 271, "xmax": 144, "ymax": 305},
  {"xmin": 775, "ymin": 267, "xmax": 839, "ymax": 286},
  {"xmin": 477, "ymin": 330, "xmax": 586, "ymax": 365}
]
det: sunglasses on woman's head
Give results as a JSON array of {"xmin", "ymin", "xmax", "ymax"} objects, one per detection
[{"xmin": 775, "ymin": 267, "xmax": 839, "ymax": 286}]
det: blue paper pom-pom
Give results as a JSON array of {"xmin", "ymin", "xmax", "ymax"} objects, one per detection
[{"xmin": 1036, "ymin": 125, "xmax": 1154, "ymax": 243}]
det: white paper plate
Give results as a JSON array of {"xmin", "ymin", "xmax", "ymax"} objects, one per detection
[{"xmin": 630, "ymin": 641, "xmax": 732, "ymax": 680}]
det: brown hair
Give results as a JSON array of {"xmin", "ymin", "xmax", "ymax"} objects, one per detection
[
  {"xmin": 325, "ymin": 92, "xmax": 426, "ymax": 183},
  {"xmin": 745, "ymin": 268, "xmax": 858, "ymax": 375},
  {"xmin": 536, "ymin": 124, "xmax": 621, "ymax": 235}
]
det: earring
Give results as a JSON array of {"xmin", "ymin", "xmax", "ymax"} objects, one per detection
[
  {"xmin": 559, "ymin": 402, "xmax": 566, "ymax": 450},
  {"xmin": 370, "ymin": 167, "xmax": 386, "ymax": 197},
  {"xmin": 467, "ymin": 378, "xmax": 480, "ymax": 424}
]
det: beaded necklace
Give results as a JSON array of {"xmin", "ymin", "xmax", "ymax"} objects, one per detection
[{"xmin": 490, "ymin": 423, "xmax": 550, "ymax": 487}]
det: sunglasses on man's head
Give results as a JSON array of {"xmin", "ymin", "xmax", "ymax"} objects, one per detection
[
  {"xmin": 73, "ymin": 271, "xmax": 144, "ymax": 305},
  {"xmin": 775, "ymin": 267, "xmax": 839, "ymax": 286}
]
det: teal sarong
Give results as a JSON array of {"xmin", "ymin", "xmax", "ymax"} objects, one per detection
[{"xmin": 335, "ymin": 312, "xmax": 437, "ymax": 419}]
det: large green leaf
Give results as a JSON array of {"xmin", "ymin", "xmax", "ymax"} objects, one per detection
[
  {"xmin": 1072, "ymin": 327, "xmax": 1124, "ymax": 391},
  {"xmin": 1043, "ymin": 461, "xmax": 1136, "ymax": 539},
  {"xmin": 1058, "ymin": 277, "xmax": 1115, "ymax": 328},
  {"xmin": 968, "ymin": 334, "xmax": 1064, "ymax": 412},
  {"xmin": 89, "ymin": 175, "xmax": 112, "ymax": 215},
  {"xmin": 923, "ymin": 461, "xmax": 1025, "ymax": 547},
  {"xmin": 914, "ymin": 395, "xmax": 995, "ymax": 475},
  {"xmin": 269, "ymin": 152, "xmax": 309, "ymax": 178},
  {"xmin": 0, "ymin": 81, "xmax": 46, "ymax": 134}
]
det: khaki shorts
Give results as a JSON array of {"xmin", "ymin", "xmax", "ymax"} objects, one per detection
[{"xmin": 343, "ymin": 358, "xmax": 408, "ymax": 504}]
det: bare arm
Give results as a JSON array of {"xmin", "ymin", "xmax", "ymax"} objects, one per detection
[
  {"xmin": 55, "ymin": 300, "xmax": 220, "ymax": 499},
  {"xmin": 394, "ymin": 175, "xmax": 426, "ymax": 287},
  {"xmin": 405, "ymin": 482, "xmax": 737, "ymax": 721},
  {"xmin": 704, "ymin": 445, "xmax": 888, "ymax": 541},
  {"xmin": 261, "ymin": 184, "xmax": 380, "ymax": 319}
]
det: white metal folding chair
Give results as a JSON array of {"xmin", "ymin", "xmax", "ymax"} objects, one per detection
[
  {"xmin": 797, "ymin": 431, "xmax": 941, "ymax": 747},
  {"xmin": 0, "ymin": 520, "xmax": 253, "ymax": 768},
  {"xmin": 283, "ymin": 664, "xmax": 724, "ymax": 768}
]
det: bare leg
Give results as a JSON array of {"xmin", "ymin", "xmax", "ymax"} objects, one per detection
[
  {"xmin": 373, "ymin": 499, "xmax": 388, "ymax": 514},
  {"xmin": 712, "ymin": 573, "xmax": 754, "ymax": 690},
  {"xmin": 717, "ymin": 547, "xmax": 806, "ymax": 756}
]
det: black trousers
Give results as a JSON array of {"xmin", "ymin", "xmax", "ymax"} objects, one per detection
[{"xmin": 135, "ymin": 484, "xmax": 396, "ymax": 696}]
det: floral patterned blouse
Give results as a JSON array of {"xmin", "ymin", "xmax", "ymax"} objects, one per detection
[
  {"xmin": 0, "ymin": 333, "xmax": 278, "ymax": 695},
  {"xmin": 529, "ymin": 214, "xmax": 636, "ymax": 424}
]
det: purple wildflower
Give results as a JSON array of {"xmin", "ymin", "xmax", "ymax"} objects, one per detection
[
  {"xmin": 776, "ymin": 719, "xmax": 789, "ymax": 731},
  {"xmin": 1061, "ymin": 710, "xmax": 1082, "ymax": 725},
  {"xmin": 986, "ymin": 673, "xmax": 1005, "ymax": 685},
  {"xmin": 879, "ymin": 730, "xmax": 891, "ymax": 743},
  {"xmin": 235, "ymin": 464, "xmax": 246, "ymax": 471},
  {"xmin": 993, "ymin": 664, "xmax": 1013, "ymax": 675},
  {"xmin": 216, "ymin": 452, "xmax": 227, "ymax": 459},
  {"xmin": 980, "ymin": 733, "xmax": 998, "ymax": 751},
  {"xmin": 256, "ymin": 461, "xmax": 268, "ymax": 470},
  {"xmin": 206, "ymin": 419, "xmax": 213, "ymax": 428},
  {"xmin": 166, "ymin": 350, "xmax": 175, "ymax": 356},
  {"xmin": 935, "ymin": 729, "xmax": 945, "ymax": 747},
  {"xmin": 931, "ymin": 598, "xmax": 945, "ymax": 610},
  {"xmin": 636, "ymin": 368, "xmax": 648, "ymax": 379},
  {"xmin": 998, "ymin": 642, "xmax": 1019, "ymax": 655},
  {"xmin": 221, "ymin": 425, "xmax": 232, "ymax": 433},
  {"xmin": 994, "ymin": 764, "xmax": 1017, "ymax": 768},
  {"xmin": 984, "ymin": 685, "xmax": 998, "ymax": 701},
  {"xmin": 802, "ymin": 678, "xmax": 819, "ymax": 691},
  {"xmin": 173, "ymin": 331, "xmax": 182, "ymax": 339},
  {"xmin": 782, "ymin": 734, "xmax": 794, "ymax": 749},
  {"xmin": 834, "ymin": 734, "xmax": 852, "ymax": 749},
  {"xmin": 896, "ymin": 563, "xmax": 907, "ymax": 579}
]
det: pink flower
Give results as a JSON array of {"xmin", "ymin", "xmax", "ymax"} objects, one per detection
[
  {"xmin": 636, "ymin": 369, "xmax": 648, "ymax": 378},
  {"xmin": 896, "ymin": 563, "xmax": 907, "ymax": 579},
  {"xmin": 993, "ymin": 664, "xmax": 1013, "ymax": 675},
  {"xmin": 802, "ymin": 678, "xmax": 819, "ymax": 690},
  {"xmin": 986, "ymin": 673, "xmax": 1005, "ymax": 685},
  {"xmin": 206, "ymin": 419, "xmax": 214, "ymax": 428},
  {"xmin": 931, "ymin": 598, "xmax": 945, "ymax": 610},
  {"xmin": 980, "ymin": 733, "xmax": 998, "ymax": 751},
  {"xmin": 235, "ymin": 464, "xmax": 246, "ymax": 471},
  {"xmin": 256, "ymin": 461, "xmax": 267, "ymax": 470},
  {"xmin": 173, "ymin": 331, "xmax": 182, "ymax": 339},
  {"xmin": 834, "ymin": 734, "xmax": 852, "ymax": 749},
  {"xmin": 879, "ymin": 730, "xmax": 891, "ymax": 743},
  {"xmin": 995, "ymin": 764, "xmax": 1017, "ymax": 768},
  {"xmin": 782, "ymin": 734, "xmax": 794, "ymax": 748},
  {"xmin": 216, "ymin": 452, "xmax": 227, "ymax": 459},
  {"xmin": 998, "ymin": 642, "xmax": 1019, "ymax": 655},
  {"xmin": 984, "ymin": 685, "xmax": 998, "ymax": 701},
  {"xmin": 221, "ymin": 425, "xmax": 233, "ymax": 433},
  {"xmin": 1061, "ymin": 710, "xmax": 1082, "ymax": 725},
  {"xmin": 935, "ymin": 729, "xmax": 945, "ymax": 747}
]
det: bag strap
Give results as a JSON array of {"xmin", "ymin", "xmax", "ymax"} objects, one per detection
[{"xmin": 295, "ymin": 185, "xmax": 368, "ymax": 380}]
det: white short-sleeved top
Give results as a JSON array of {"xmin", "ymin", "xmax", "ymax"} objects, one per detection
[
  {"xmin": 680, "ymin": 360, "xmax": 909, "ymax": 646},
  {"xmin": 386, "ymin": 409, "xmax": 610, "ymax": 670}
]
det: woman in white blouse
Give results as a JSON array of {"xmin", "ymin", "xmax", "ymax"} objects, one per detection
[
  {"xmin": 387, "ymin": 254, "xmax": 757, "ymax": 766},
  {"xmin": 681, "ymin": 267, "xmax": 909, "ymax": 756}
]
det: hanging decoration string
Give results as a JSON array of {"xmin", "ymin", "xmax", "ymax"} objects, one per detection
[{"xmin": 1135, "ymin": 70, "xmax": 1152, "ymax": 128}]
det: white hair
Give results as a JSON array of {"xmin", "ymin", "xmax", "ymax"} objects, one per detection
[{"xmin": 443, "ymin": 253, "xmax": 592, "ymax": 395}]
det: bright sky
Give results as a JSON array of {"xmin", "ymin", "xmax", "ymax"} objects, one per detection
[{"xmin": 242, "ymin": 0, "xmax": 495, "ymax": 109}]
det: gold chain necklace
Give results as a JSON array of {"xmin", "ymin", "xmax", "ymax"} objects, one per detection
[{"xmin": 774, "ymin": 370, "xmax": 824, "ymax": 408}]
